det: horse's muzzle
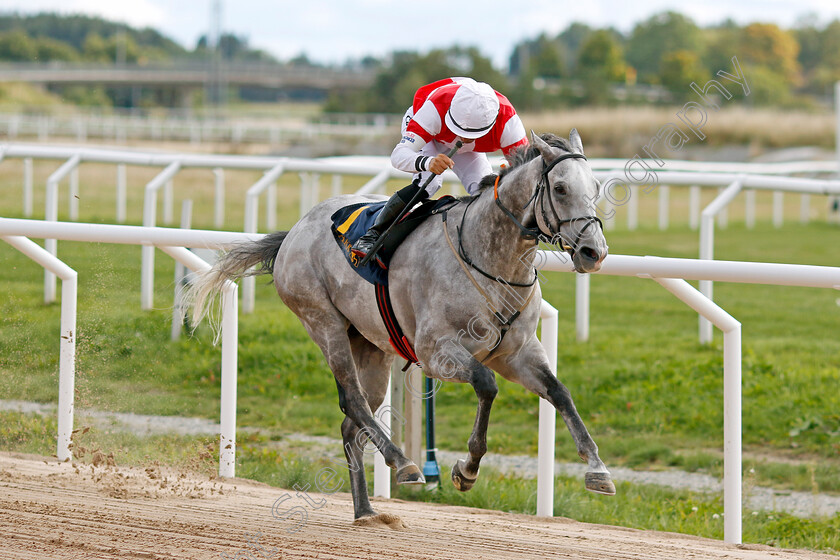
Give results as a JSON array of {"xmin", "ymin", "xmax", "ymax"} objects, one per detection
[{"xmin": 571, "ymin": 244, "xmax": 607, "ymax": 273}]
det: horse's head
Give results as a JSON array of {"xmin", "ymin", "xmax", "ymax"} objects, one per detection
[{"xmin": 530, "ymin": 130, "xmax": 608, "ymax": 273}]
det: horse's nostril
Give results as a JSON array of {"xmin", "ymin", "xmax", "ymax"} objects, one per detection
[{"xmin": 580, "ymin": 246, "xmax": 599, "ymax": 262}]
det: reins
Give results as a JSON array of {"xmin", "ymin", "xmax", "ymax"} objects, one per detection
[
  {"xmin": 439, "ymin": 148, "xmax": 604, "ymax": 361},
  {"xmin": 494, "ymin": 151, "xmax": 604, "ymax": 251},
  {"xmin": 456, "ymin": 194, "xmax": 538, "ymax": 288},
  {"xmin": 441, "ymin": 211, "xmax": 537, "ymax": 360}
]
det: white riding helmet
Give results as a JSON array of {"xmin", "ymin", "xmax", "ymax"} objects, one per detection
[{"xmin": 444, "ymin": 79, "xmax": 500, "ymax": 139}]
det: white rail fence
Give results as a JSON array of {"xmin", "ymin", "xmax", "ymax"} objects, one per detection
[
  {"xmin": 3, "ymin": 143, "xmax": 839, "ymax": 343},
  {"xmin": 583, "ymin": 171, "xmax": 840, "ymax": 344},
  {"xmin": 3, "ymin": 216, "xmax": 840, "ymax": 544},
  {"xmin": 0, "ymin": 112, "xmax": 398, "ymax": 146}
]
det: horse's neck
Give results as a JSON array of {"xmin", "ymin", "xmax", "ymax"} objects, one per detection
[{"xmin": 460, "ymin": 165, "xmax": 538, "ymax": 284}]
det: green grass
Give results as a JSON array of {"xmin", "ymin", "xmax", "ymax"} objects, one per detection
[
  {"xmin": 1, "ymin": 159, "xmax": 839, "ymax": 548},
  {"xmin": 2, "ymin": 410, "xmax": 837, "ymax": 555},
  {"xmin": 1, "ymin": 206, "xmax": 839, "ymax": 466}
]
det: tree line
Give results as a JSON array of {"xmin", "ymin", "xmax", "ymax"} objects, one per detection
[
  {"xmin": 333, "ymin": 12, "xmax": 840, "ymax": 112},
  {"xmin": 1, "ymin": 11, "xmax": 838, "ymax": 110}
]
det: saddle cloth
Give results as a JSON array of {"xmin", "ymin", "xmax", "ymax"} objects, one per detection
[
  {"xmin": 330, "ymin": 196, "xmax": 457, "ymax": 364},
  {"xmin": 329, "ymin": 196, "xmax": 456, "ymax": 286}
]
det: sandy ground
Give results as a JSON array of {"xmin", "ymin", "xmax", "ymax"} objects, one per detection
[{"xmin": 0, "ymin": 452, "xmax": 834, "ymax": 560}]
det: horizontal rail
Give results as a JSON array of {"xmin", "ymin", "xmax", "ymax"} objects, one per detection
[
  {"xmin": 593, "ymin": 170, "xmax": 840, "ymax": 195},
  {"xmin": 0, "ymin": 218, "xmax": 263, "ymax": 248},
  {"xmin": 2, "ymin": 144, "xmax": 838, "ymax": 186},
  {"xmin": 538, "ymin": 251, "xmax": 840, "ymax": 289},
  {"xmin": 4, "ymin": 218, "xmax": 838, "ymax": 290}
]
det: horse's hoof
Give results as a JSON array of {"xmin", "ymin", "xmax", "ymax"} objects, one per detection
[
  {"xmin": 353, "ymin": 512, "xmax": 407, "ymax": 530},
  {"xmin": 451, "ymin": 459, "xmax": 478, "ymax": 492},
  {"xmin": 396, "ymin": 463, "xmax": 425, "ymax": 485},
  {"xmin": 585, "ymin": 471, "xmax": 616, "ymax": 495}
]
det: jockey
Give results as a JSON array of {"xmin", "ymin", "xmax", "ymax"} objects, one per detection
[{"xmin": 351, "ymin": 77, "xmax": 529, "ymax": 265}]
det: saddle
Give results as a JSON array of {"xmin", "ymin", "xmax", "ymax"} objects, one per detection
[
  {"xmin": 330, "ymin": 196, "xmax": 457, "ymax": 286},
  {"xmin": 330, "ymin": 195, "xmax": 458, "ymax": 364}
]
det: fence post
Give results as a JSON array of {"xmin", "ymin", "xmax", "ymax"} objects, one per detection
[
  {"xmin": 772, "ymin": 191, "xmax": 784, "ymax": 228},
  {"xmin": 141, "ymin": 161, "xmax": 182, "ymax": 310},
  {"xmin": 24, "ymin": 157, "xmax": 33, "ymax": 217},
  {"xmin": 658, "ymin": 185, "xmax": 669, "ymax": 230},
  {"xmin": 2, "ymin": 235, "xmax": 77, "ymax": 463},
  {"xmin": 536, "ymin": 300, "xmax": 559, "ymax": 517},
  {"xmin": 116, "ymin": 164, "xmax": 127, "ymax": 223},
  {"xmin": 627, "ymin": 185, "xmax": 638, "ymax": 230},
  {"xmin": 745, "ymin": 189, "xmax": 755, "ymax": 229},
  {"xmin": 266, "ymin": 181, "xmax": 277, "ymax": 232},
  {"xmin": 575, "ymin": 273, "xmax": 590, "ymax": 342},
  {"xmin": 699, "ymin": 178, "xmax": 743, "ymax": 343},
  {"xmin": 44, "ymin": 154, "xmax": 81, "ymax": 303},
  {"xmin": 689, "ymin": 185, "xmax": 701, "ymax": 230},
  {"xmin": 403, "ymin": 364, "xmax": 423, "ymax": 467},
  {"xmin": 373, "ymin": 376, "xmax": 392, "ymax": 498},
  {"xmin": 717, "ymin": 187, "xmax": 729, "ymax": 229},
  {"xmin": 69, "ymin": 166, "xmax": 80, "ymax": 221},
  {"xmin": 243, "ymin": 162, "xmax": 286, "ymax": 313},
  {"xmin": 331, "ymin": 174, "xmax": 342, "ymax": 197},
  {"xmin": 214, "ymin": 168, "xmax": 225, "ymax": 228},
  {"xmin": 171, "ymin": 200, "xmax": 193, "ymax": 341},
  {"xmin": 653, "ymin": 277, "xmax": 742, "ymax": 544},
  {"xmin": 800, "ymin": 194, "xmax": 810, "ymax": 224},
  {"xmin": 163, "ymin": 178, "xmax": 174, "ymax": 225}
]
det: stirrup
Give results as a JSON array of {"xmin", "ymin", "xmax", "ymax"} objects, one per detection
[{"xmin": 351, "ymin": 232, "xmax": 387, "ymax": 269}]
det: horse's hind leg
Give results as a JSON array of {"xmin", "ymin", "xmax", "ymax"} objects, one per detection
[
  {"xmin": 338, "ymin": 415, "xmax": 376, "ymax": 519},
  {"xmin": 491, "ymin": 337, "xmax": 615, "ymax": 496},
  {"xmin": 422, "ymin": 337, "xmax": 498, "ymax": 492},
  {"xmin": 296, "ymin": 309, "xmax": 421, "ymax": 480},
  {"xmin": 338, "ymin": 329, "xmax": 421, "ymax": 519}
]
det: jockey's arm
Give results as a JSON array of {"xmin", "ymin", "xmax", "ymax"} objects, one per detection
[
  {"xmin": 391, "ymin": 132, "xmax": 453, "ymax": 176},
  {"xmin": 499, "ymin": 113, "xmax": 529, "ymax": 165}
]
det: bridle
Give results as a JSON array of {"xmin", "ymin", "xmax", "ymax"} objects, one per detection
[
  {"xmin": 438, "ymin": 149, "xmax": 603, "ymax": 362},
  {"xmin": 494, "ymin": 151, "xmax": 603, "ymax": 255}
]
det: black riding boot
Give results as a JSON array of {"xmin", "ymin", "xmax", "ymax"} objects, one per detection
[{"xmin": 351, "ymin": 181, "xmax": 428, "ymax": 268}]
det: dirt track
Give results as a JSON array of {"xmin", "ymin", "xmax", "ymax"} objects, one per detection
[{"xmin": 0, "ymin": 452, "xmax": 834, "ymax": 560}]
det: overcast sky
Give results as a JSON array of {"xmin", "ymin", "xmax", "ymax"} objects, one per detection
[{"xmin": 2, "ymin": 0, "xmax": 840, "ymax": 68}]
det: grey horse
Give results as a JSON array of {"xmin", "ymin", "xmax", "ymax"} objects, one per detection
[{"xmin": 186, "ymin": 131, "xmax": 615, "ymax": 521}]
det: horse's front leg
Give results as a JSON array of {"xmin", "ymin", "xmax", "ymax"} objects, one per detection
[
  {"xmin": 421, "ymin": 336, "xmax": 498, "ymax": 492},
  {"xmin": 490, "ymin": 336, "xmax": 615, "ymax": 496}
]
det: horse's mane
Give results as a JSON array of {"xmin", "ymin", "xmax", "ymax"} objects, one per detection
[{"xmin": 474, "ymin": 133, "xmax": 573, "ymax": 193}]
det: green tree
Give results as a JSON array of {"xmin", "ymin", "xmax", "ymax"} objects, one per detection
[
  {"xmin": 509, "ymin": 34, "xmax": 564, "ymax": 78},
  {"xmin": 104, "ymin": 33, "xmax": 140, "ymax": 64},
  {"xmin": 578, "ymin": 30, "xmax": 625, "ymax": 81},
  {"xmin": 626, "ymin": 11, "xmax": 704, "ymax": 82},
  {"xmin": 0, "ymin": 29, "xmax": 37, "ymax": 61},
  {"xmin": 739, "ymin": 23, "xmax": 801, "ymax": 84},
  {"xmin": 0, "ymin": 13, "xmax": 187, "ymax": 59},
  {"xmin": 811, "ymin": 19, "xmax": 840, "ymax": 90},
  {"xmin": 557, "ymin": 22, "xmax": 591, "ymax": 74},
  {"xmin": 331, "ymin": 47, "xmax": 508, "ymax": 114},
  {"xmin": 793, "ymin": 14, "xmax": 822, "ymax": 74},
  {"xmin": 742, "ymin": 65, "xmax": 793, "ymax": 105},
  {"xmin": 577, "ymin": 30, "xmax": 626, "ymax": 104},
  {"xmin": 34, "ymin": 36, "xmax": 80, "ymax": 62},
  {"xmin": 82, "ymin": 32, "xmax": 109, "ymax": 62},
  {"xmin": 659, "ymin": 50, "xmax": 711, "ymax": 100},
  {"xmin": 532, "ymin": 35, "xmax": 565, "ymax": 78},
  {"xmin": 701, "ymin": 19, "xmax": 741, "ymax": 75}
]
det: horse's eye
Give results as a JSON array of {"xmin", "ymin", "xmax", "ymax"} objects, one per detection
[{"xmin": 554, "ymin": 183, "xmax": 567, "ymax": 196}]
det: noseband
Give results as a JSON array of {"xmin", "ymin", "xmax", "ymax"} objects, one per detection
[{"xmin": 494, "ymin": 151, "xmax": 603, "ymax": 255}]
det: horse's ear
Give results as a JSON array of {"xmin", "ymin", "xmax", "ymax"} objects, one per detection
[
  {"xmin": 530, "ymin": 130, "xmax": 554, "ymax": 160},
  {"xmin": 570, "ymin": 128, "xmax": 585, "ymax": 155}
]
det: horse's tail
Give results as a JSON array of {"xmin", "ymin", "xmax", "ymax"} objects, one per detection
[{"xmin": 185, "ymin": 231, "xmax": 288, "ymax": 335}]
